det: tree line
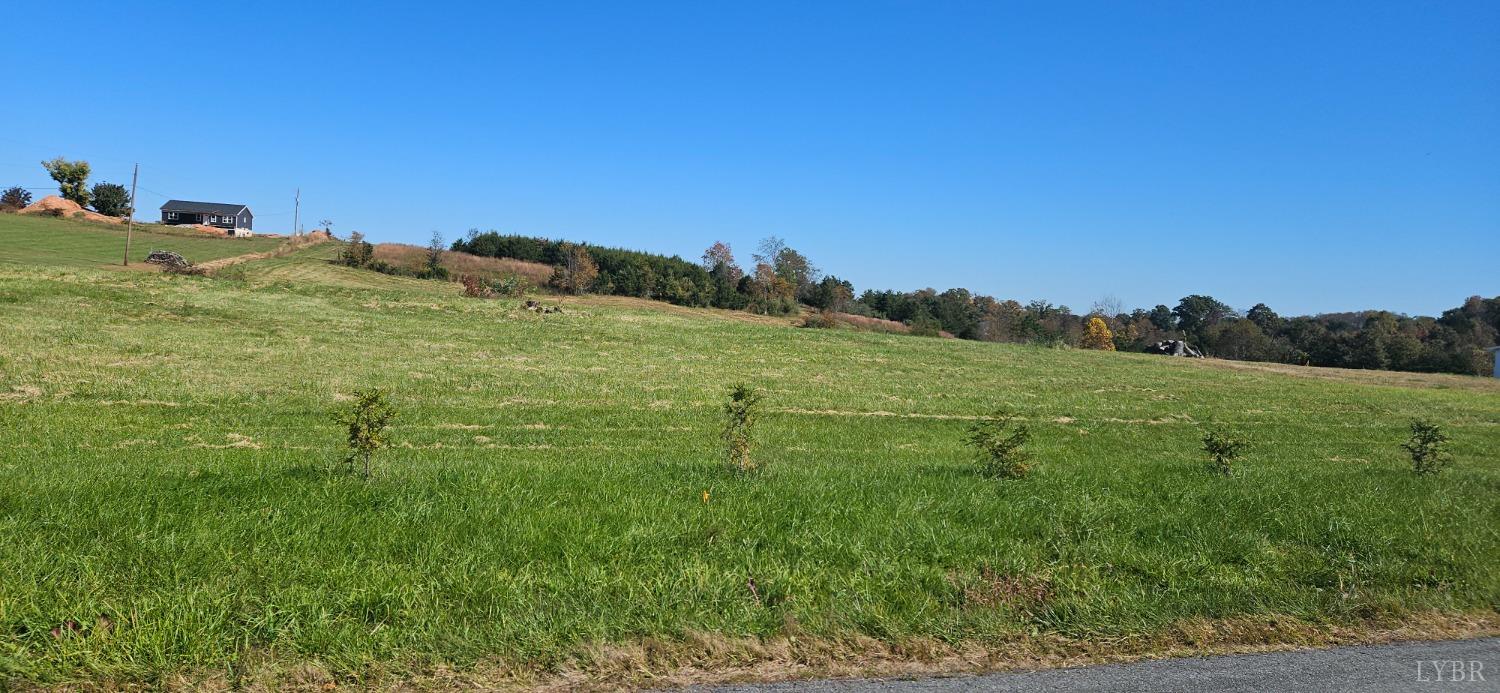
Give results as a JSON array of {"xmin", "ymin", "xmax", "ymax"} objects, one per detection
[
  {"xmin": 452, "ymin": 232, "xmax": 855, "ymax": 316},
  {"xmin": 448, "ymin": 231, "xmax": 1497, "ymax": 377}
]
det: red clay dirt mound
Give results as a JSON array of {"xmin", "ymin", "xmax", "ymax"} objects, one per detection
[{"xmin": 19, "ymin": 195, "xmax": 125, "ymax": 224}]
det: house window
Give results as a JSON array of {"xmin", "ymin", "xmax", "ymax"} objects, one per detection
[
  {"xmin": 167, "ymin": 211, "xmax": 178, "ymax": 220},
  {"xmin": 209, "ymin": 216, "xmax": 219, "ymax": 223}
]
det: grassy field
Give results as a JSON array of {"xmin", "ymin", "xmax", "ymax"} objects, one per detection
[
  {"xmin": 0, "ymin": 216, "xmax": 1497, "ymax": 688},
  {"xmin": 0, "ymin": 212, "xmax": 283, "ymax": 268}
]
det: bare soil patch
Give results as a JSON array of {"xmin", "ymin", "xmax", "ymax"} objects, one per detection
[{"xmin": 19, "ymin": 195, "xmax": 124, "ymax": 225}]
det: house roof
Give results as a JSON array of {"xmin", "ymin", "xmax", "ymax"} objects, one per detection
[{"xmin": 159, "ymin": 200, "xmax": 250, "ymax": 216}]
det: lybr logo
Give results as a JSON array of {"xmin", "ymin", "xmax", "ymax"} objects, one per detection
[{"xmin": 1416, "ymin": 660, "xmax": 1485, "ymax": 682}]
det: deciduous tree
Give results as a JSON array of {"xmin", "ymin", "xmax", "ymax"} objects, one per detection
[
  {"xmin": 1081, "ymin": 316, "xmax": 1116, "ymax": 350},
  {"xmin": 1173, "ymin": 295, "xmax": 1234, "ymax": 342},
  {"xmin": 41, "ymin": 157, "xmax": 90, "ymax": 207},
  {"xmin": 701, "ymin": 241, "xmax": 742, "ymax": 282},
  {"xmin": 550, "ymin": 242, "xmax": 599, "ymax": 294}
]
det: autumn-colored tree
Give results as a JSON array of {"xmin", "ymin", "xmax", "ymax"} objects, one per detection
[
  {"xmin": 1081, "ymin": 316, "xmax": 1116, "ymax": 350},
  {"xmin": 550, "ymin": 242, "xmax": 599, "ymax": 294},
  {"xmin": 701, "ymin": 241, "xmax": 742, "ymax": 282}
]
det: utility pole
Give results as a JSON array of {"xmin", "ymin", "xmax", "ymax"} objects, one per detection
[
  {"xmin": 123, "ymin": 163, "xmax": 138, "ymax": 266},
  {"xmin": 293, "ymin": 188, "xmax": 300, "ymax": 236}
]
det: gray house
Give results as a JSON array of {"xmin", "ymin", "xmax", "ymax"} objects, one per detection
[
  {"xmin": 160, "ymin": 200, "xmax": 253, "ymax": 236},
  {"xmin": 1487, "ymin": 346, "xmax": 1500, "ymax": 379}
]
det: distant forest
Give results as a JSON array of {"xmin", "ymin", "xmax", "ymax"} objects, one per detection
[{"xmin": 451, "ymin": 231, "xmax": 1499, "ymax": 377}]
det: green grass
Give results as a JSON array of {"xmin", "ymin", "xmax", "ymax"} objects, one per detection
[
  {"xmin": 0, "ymin": 223, "xmax": 1497, "ymax": 686},
  {"xmin": 0, "ymin": 212, "xmax": 282, "ymax": 268}
]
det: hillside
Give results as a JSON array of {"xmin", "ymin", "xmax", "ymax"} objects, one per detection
[
  {"xmin": 0, "ymin": 211, "xmax": 283, "ymax": 268},
  {"xmin": 0, "ymin": 230, "xmax": 1497, "ymax": 689}
]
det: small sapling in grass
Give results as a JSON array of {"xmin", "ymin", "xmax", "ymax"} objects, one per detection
[
  {"xmin": 965, "ymin": 410, "xmax": 1032, "ymax": 479},
  {"xmin": 1201, "ymin": 430, "xmax": 1249, "ymax": 476},
  {"xmin": 334, "ymin": 388, "xmax": 397, "ymax": 479},
  {"xmin": 722, "ymin": 384, "xmax": 762, "ymax": 473},
  {"xmin": 1403, "ymin": 419, "xmax": 1451, "ymax": 475}
]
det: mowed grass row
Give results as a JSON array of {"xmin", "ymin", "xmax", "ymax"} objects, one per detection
[
  {"xmin": 0, "ymin": 238, "xmax": 1497, "ymax": 684},
  {"xmin": 0, "ymin": 212, "xmax": 283, "ymax": 268}
]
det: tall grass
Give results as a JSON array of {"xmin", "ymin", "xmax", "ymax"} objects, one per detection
[{"xmin": 372, "ymin": 243, "xmax": 553, "ymax": 285}]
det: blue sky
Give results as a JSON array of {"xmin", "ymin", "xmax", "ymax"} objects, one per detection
[{"xmin": 3, "ymin": 1, "xmax": 1496, "ymax": 316}]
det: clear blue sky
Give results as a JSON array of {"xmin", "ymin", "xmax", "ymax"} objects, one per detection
[{"xmin": 3, "ymin": 1, "xmax": 1496, "ymax": 316}]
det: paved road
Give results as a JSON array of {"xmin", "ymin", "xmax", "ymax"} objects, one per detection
[{"xmin": 693, "ymin": 638, "xmax": 1498, "ymax": 692}]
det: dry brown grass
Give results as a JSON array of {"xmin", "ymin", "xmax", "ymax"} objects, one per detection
[
  {"xmin": 86, "ymin": 610, "xmax": 1495, "ymax": 692},
  {"xmin": 1182, "ymin": 356, "xmax": 1500, "ymax": 394},
  {"xmin": 829, "ymin": 311, "xmax": 912, "ymax": 334},
  {"xmin": 560, "ymin": 294, "xmax": 803, "ymax": 327},
  {"xmin": 371, "ymin": 244, "xmax": 554, "ymax": 285}
]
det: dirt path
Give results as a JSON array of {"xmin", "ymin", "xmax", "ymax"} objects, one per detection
[{"xmin": 195, "ymin": 234, "xmax": 329, "ymax": 273}]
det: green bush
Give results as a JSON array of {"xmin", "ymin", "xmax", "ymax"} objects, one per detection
[
  {"xmin": 965, "ymin": 411, "xmax": 1032, "ymax": 479},
  {"xmin": 333, "ymin": 389, "xmax": 397, "ymax": 479},
  {"xmin": 340, "ymin": 232, "xmax": 375, "ymax": 267},
  {"xmin": 1201, "ymin": 430, "xmax": 1249, "ymax": 476},
  {"xmin": 90, "ymin": 182, "xmax": 131, "ymax": 217},
  {"xmin": 1403, "ymin": 419, "xmax": 1451, "ymax": 475},
  {"xmin": 490, "ymin": 273, "xmax": 530, "ymax": 297},
  {"xmin": 722, "ymin": 384, "xmax": 763, "ymax": 473}
]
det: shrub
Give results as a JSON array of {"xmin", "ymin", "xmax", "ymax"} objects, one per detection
[
  {"xmin": 965, "ymin": 411, "xmax": 1032, "ymax": 479},
  {"xmin": 1403, "ymin": 419, "xmax": 1451, "ymax": 475},
  {"xmin": 909, "ymin": 314, "xmax": 943, "ymax": 337},
  {"xmin": 722, "ymin": 384, "xmax": 762, "ymax": 473},
  {"xmin": 333, "ymin": 388, "xmax": 397, "ymax": 479},
  {"xmin": 0, "ymin": 186, "xmax": 31, "ymax": 211},
  {"xmin": 1080, "ymin": 316, "xmax": 1116, "ymax": 350},
  {"xmin": 90, "ymin": 182, "xmax": 131, "ymax": 217},
  {"xmin": 1201, "ymin": 430, "xmax": 1249, "ymax": 476},
  {"xmin": 800, "ymin": 310, "xmax": 838, "ymax": 329},
  {"xmin": 417, "ymin": 231, "xmax": 450, "ymax": 280},
  {"xmin": 340, "ymin": 232, "xmax": 375, "ymax": 267},
  {"xmin": 460, "ymin": 274, "xmax": 495, "ymax": 298},
  {"xmin": 490, "ymin": 273, "xmax": 530, "ymax": 297}
]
